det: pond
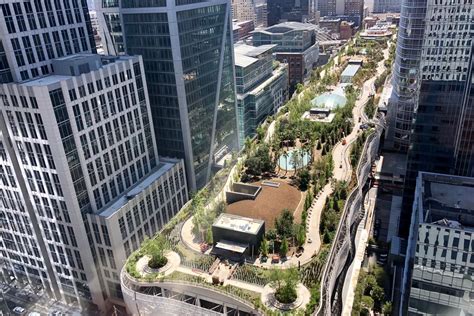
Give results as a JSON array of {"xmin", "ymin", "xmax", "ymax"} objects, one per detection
[{"xmin": 278, "ymin": 149, "xmax": 311, "ymax": 171}]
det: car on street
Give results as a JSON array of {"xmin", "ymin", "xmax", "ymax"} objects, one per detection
[
  {"xmin": 13, "ymin": 306, "xmax": 25, "ymax": 314},
  {"xmin": 28, "ymin": 312, "xmax": 41, "ymax": 316}
]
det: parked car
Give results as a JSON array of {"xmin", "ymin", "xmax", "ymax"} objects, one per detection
[{"xmin": 13, "ymin": 307, "xmax": 25, "ymax": 314}]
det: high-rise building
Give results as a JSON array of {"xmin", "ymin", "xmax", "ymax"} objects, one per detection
[
  {"xmin": 386, "ymin": 0, "xmax": 426, "ymax": 152},
  {"xmin": 401, "ymin": 172, "xmax": 474, "ymax": 315},
  {"xmin": 252, "ymin": 22, "xmax": 319, "ymax": 91},
  {"xmin": 392, "ymin": 0, "xmax": 474, "ymax": 235},
  {"xmin": 267, "ymin": 0, "xmax": 316, "ymax": 26},
  {"xmin": 234, "ymin": 44, "xmax": 289, "ymax": 144},
  {"xmin": 373, "ymin": 0, "xmax": 401, "ymax": 13},
  {"xmin": 0, "ymin": 0, "xmax": 96, "ymax": 83},
  {"xmin": 317, "ymin": 0, "xmax": 365, "ymax": 26},
  {"xmin": 255, "ymin": 3, "xmax": 268, "ymax": 27},
  {"xmin": 97, "ymin": 0, "xmax": 239, "ymax": 191},
  {"xmin": 232, "ymin": 0, "xmax": 257, "ymax": 24},
  {"xmin": 0, "ymin": 1, "xmax": 188, "ymax": 313}
]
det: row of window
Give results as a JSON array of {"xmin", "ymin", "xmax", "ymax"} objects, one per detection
[
  {"xmin": 76, "ymin": 103, "xmax": 145, "ymax": 159},
  {"xmin": 1, "ymin": 212, "xmax": 32, "ymax": 237},
  {"xmin": 1, "ymin": 0, "xmax": 87, "ymax": 34},
  {"xmin": 6, "ymin": 110, "xmax": 47, "ymax": 141},
  {"xmin": 92, "ymin": 155, "xmax": 156, "ymax": 211},
  {"xmin": 47, "ymin": 242, "xmax": 86, "ymax": 274},
  {"xmin": 118, "ymin": 169, "xmax": 186, "ymax": 242},
  {"xmin": 24, "ymin": 168, "xmax": 63, "ymax": 197},
  {"xmin": 0, "ymin": 188, "xmax": 26, "ymax": 213},
  {"xmin": 86, "ymin": 133, "xmax": 149, "ymax": 185}
]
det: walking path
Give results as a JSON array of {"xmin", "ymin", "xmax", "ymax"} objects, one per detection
[{"xmin": 180, "ymin": 43, "xmax": 390, "ymax": 273}]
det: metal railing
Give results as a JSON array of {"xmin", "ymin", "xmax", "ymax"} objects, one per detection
[{"xmin": 317, "ymin": 112, "xmax": 385, "ymax": 315}]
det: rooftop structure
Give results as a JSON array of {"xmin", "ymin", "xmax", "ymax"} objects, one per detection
[
  {"xmin": 402, "ymin": 172, "xmax": 474, "ymax": 315},
  {"xmin": 252, "ymin": 22, "xmax": 318, "ymax": 90},
  {"xmin": 340, "ymin": 63, "xmax": 361, "ymax": 83},
  {"xmin": 234, "ymin": 43, "xmax": 288, "ymax": 143},
  {"xmin": 98, "ymin": 0, "xmax": 239, "ymax": 191},
  {"xmin": 311, "ymin": 89, "xmax": 347, "ymax": 109},
  {"xmin": 213, "ymin": 213, "xmax": 264, "ymax": 235},
  {"xmin": 360, "ymin": 22, "xmax": 393, "ymax": 40}
]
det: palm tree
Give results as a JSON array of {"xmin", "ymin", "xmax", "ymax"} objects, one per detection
[
  {"xmin": 283, "ymin": 151, "xmax": 289, "ymax": 175},
  {"xmin": 275, "ymin": 148, "xmax": 283, "ymax": 173},
  {"xmin": 290, "ymin": 150, "xmax": 301, "ymax": 174}
]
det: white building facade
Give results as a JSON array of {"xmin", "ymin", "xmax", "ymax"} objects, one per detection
[{"xmin": 0, "ymin": 1, "xmax": 188, "ymax": 312}]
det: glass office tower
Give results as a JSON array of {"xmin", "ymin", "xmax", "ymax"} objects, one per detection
[
  {"xmin": 396, "ymin": 0, "xmax": 474, "ymax": 236},
  {"xmin": 97, "ymin": 0, "xmax": 239, "ymax": 191},
  {"xmin": 387, "ymin": 0, "xmax": 427, "ymax": 152}
]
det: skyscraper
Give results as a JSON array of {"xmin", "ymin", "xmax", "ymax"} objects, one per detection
[
  {"xmin": 390, "ymin": 0, "xmax": 474, "ymax": 235},
  {"xmin": 0, "ymin": 1, "xmax": 188, "ymax": 313},
  {"xmin": 97, "ymin": 0, "xmax": 239, "ymax": 191},
  {"xmin": 386, "ymin": 0, "xmax": 426, "ymax": 152},
  {"xmin": 267, "ymin": 0, "xmax": 316, "ymax": 26},
  {"xmin": 316, "ymin": 0, "xmax": 364, "ymax": 26},
  {"xmin": 232, "ymin": 0, "xmax": 257, "ymax": 24}
]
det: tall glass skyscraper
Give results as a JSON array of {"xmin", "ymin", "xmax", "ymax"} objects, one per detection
[
  {"xmin": 387, "ymin": 0, "xmax": 427, "ymax": 152},
  {"xmin": 97, "ymin": 0, "xmax": 239, "ymax": 191},
  {"xmin": 393, "ymin": 0, "xmax": 474, "ymax": 235}
]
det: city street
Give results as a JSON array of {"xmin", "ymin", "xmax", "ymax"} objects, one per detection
[{"xmin": 0, "ymin": 282, "xmax": 80, "ymax": 316}]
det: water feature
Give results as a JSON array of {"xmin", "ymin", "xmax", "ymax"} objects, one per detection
[{"xmin": 278, "ymin": 149, "xmax": 311, "ymax": 171}]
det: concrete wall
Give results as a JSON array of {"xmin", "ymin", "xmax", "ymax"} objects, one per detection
[{"xmin": 226, "ymin": 183, "xmax": 261, "ymax": 204}]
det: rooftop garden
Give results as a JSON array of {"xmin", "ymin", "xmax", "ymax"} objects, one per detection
[{"xmin": 123, "ymin": 33, "xmax": 395, "ymax": 315}]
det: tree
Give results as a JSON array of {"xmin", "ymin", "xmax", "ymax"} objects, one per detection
[
  {"xmin": 256, "ymin": 125, "xmax": 265, "ymax": 141},
  {"xmin": 205, "ymin": 228, "xmax": 213, "ymax": 244},
  {"xmin": 297, "ymin": 169, "xmax": 311, "ymax": 191},
  {"xmin": 244, "ymin": 137, "xmax": 253, "ymax": 155},
  {"xmin": 260, "ymin": 238, "xmax": 269, "ymax": 257},
  {"xmin": 382, "ymin": 302, "xmax": 392, "ymax": 315},
  {"xmin": 275, "ymin": 209, "xmax": 294, "ymax": 237},
  {"xmin": 270, "ymin": 267, "xmax": 299, "ymax": 304},
  {"xmin": 280, "ymin": 238, "xmax": 289, "ymax": 257},
  {"xmin": 361, "ymin": 296, "xmax": 374, "ymax": 311},
  {"xmin": 290, "ymin": 150, "xmax": 302, "ymax": 172},
  {"xmin": 266, "ymin": 229, "xmax": 277, "ymax": 240},
  {"xmin": 296, "ymin": 83, "xmax": 304, "ymax": 94},
  {"xmin": 295, "ymin": 224, "xmax": 306, "ymax": 247},
  {"xmin": 143, "ymin": 236, "xmax": 167, "ymax": 269}
]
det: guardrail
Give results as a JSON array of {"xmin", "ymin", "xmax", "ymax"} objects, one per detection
[
  {"xmin": 121, "ymin": 268, "xmax": 262, "ymax": 314},
  {"xmin": 317, "ymin": 113, "xmax": 385, "ymax": 315}
]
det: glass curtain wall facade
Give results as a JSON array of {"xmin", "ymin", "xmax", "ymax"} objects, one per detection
[
  {"xmin": 397, "ymin": 0, "xmax": 474, "ymax": 236},
  {"xmin": 97, "ymin": 0, "xmax": 239, "ymax": 191},
  {"xmin": 388, "ymin": 0, "xmax": 427, "ymax": 152}
]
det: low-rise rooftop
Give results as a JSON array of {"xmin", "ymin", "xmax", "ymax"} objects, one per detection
[
  {"xmin": 255, "ymin": 21, "xmax": 318, "ymax": 35},
  {"xmin": 341, "ymin": 64, "xmax": 361, "ymax": 78},
  {"xmin": 419, "ymin": 172, "xmax": 474, "ymax": 228},
  {"xmin": 213, "ymin": 213, "xmax": 264, "ymax": 235},
  {"xmin": 99, "ymin": 159, "xmax": 178, "ymax": 218}
]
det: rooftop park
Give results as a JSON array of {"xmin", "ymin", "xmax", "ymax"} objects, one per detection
[{"xmin": 122, "ymin": 33, "xmax": 395, "ymax": 315}]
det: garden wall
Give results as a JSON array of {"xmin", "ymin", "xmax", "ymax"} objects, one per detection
[{"xmin": 226, "ymin": 183, "xmax": 262, "ymax": 204}]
